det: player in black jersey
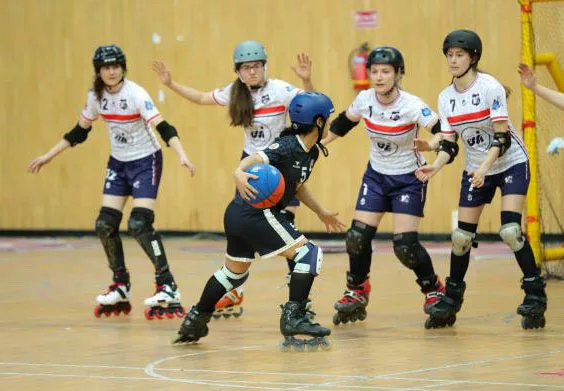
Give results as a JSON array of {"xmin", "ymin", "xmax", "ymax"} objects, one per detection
[{"xmin": 174, "ymin": 92, "xmax": 345, "ymax": 350}]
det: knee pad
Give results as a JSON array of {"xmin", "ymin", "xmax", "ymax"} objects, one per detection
[
  {"xmin": 500, "ymin": 223, "xmax": 525, "ymax": 252},
  {"xmin": 95, "ymin": 207, "xmax": 122, "ymax": 238},
  {"xmin": 293, "ymin": 241, "xmax": 323, "ymax": 276},
  {"xmin": 393, "ymin": 232, "xmax": 425, "ymax": 270},
  {"xmin": 452, "ymin": 228, "xmax": 476, "ymax": 256},
  {"xmin": 127, "ymin": 207, "xmax": 155, "ymax": 237},
  {"xmin": 213, "ymin": 265, "xmax": 249, "ymax": 292},
  {"xmin": 346, "ymin": 220, "xmax": 376, "ymax": 258}
]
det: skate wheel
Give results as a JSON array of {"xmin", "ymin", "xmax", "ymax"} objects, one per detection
[
  {"xmin": 292, "ymin": 340, "xmax": 306, "ymax": 352},
  {"xmin": 103, "ymin": 308, "xmax": 111, "ymax": 317},
  {"xmin": 94, "ymin": 306, "xmax": 102, "ymax": 318},
  {"xmin": 280, "ymin": 340, "xmax": 291, "ymax": 352},
  {"xmin": 212, "ymin": 314, "xmax": 221, "ymax": 320},
  {"xmin": 350, "ymin": 313, "xmax": 358, "ymax": 322},
  {"xmin": 320, "ymin": 339, "xmax": 332, "ymax": 351},
  {"xmin": 222, "ymin": 313, "xmax": 231, "ymax": 319},
  {"xmin": 174, "ymin": 307, "xmax": 185, "ymax": 318},
  {"xmin": 539, "ymin": 317, "xmax": 546, "ymax": 328},
  {"xmin": 154, "ymin": 308, "xmax": 165, "ymax": 320},
  {"xmin": 358, "ymin": 311, "xmax": 367, "ymax": 321},
  {"xmin": 113, "ymin": 308, "xmax": 121, "ymax": 316},
  {"xmin": 306, "ymin": 342, "xmax": 319, "ymax": 352},
  {"xmin": 332, "ymin": 313, "xmax": 341, "ymax": 326},
  {"xmin": 123, "ymin": 303, "xmax": 132, "ymax": 315},
  {"xmin": 144, "ymin": 307, "xmax": 154, "ymax": 321},
  {"xmin": 165, "ymin": 310, "xmax": 175, "ymax": 319},
  {"xmin": 232, "ymin": 307, "xmax": 244, "ymax": 318}
]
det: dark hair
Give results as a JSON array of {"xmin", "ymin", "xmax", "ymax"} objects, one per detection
[{"xmin": 228, "ymin": 78, "xmax": 254, "ymax": 127}]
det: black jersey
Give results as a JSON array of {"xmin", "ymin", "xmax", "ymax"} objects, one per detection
[{"xmin": 256, "ymin": 135, "xmax": 320, "ymax": 209}]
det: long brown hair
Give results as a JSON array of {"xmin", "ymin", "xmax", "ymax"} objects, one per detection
[
  {"xmin": 93, "ymin": 75, "xmax": 105, "ymax": 101},
  {"xmin": 228, "ymin": 78, "xmax": 254, "ymax": 127}
]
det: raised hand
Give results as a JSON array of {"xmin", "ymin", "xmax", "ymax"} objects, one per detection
[
  {"xmin": 152, "ymin": 61, "xmax": 173, "ymax": 86},
  {"xmin": 290, "ymin": 53, "xmax": 312, "ymax": 81}
]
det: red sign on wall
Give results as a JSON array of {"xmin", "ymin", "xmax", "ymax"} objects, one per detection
[{"xmin": 354, "ymin": 10, "xmax": 378, "ymax": 28}]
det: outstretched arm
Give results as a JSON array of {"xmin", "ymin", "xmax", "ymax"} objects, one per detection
[
  {"xmin": 28, "ymin": 117, "xmax": 93, "ymax": 174},
  {"xmin": 152, "ymin": 61, "xmax": 216, "ymax": 105},
  {"xmin": 519, "ymin": 63, "xmax": 564, "ymax": 111},
  {"xmin": 295, "ymin": 184, "xmax": 345, "ymax": 233}
]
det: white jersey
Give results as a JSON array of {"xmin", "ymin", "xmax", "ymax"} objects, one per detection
[
  {"xmin": 81, "ymin": 79, "xmax": 162, "ymax": 162},
  {"xmin": 212, "ymin": 79, "xmax": 302, "ymax": 154},
  {"xmin": 438, "ymin": 73, "xmax": 528, "ymax": 174},
  {"xmin": 347, "ymin": 89, "xmax": 439, "ymax": 175}
]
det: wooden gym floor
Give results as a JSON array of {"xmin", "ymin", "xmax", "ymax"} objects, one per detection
[{"xmin": 0, "ymin": 237, "xmax": 562, "ymax": 391}]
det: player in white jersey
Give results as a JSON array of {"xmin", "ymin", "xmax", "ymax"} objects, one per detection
[
  {"xmin": 416, "ymin": 30, "xmax": 547, "ymax": 329},
  {"xmin": 519, "ymin": 62, "xmax": 564, "ymax": 154},
  {"xmin": 323, "ymin": 47, "xmax": 445, "ymax": 328},
  {"xmin": 153, "ymin": 40, "xmax": 315, "ymax": 319},
  {"xmin": 28, "ymin": 45, "xmax": 196, "ymax": 320}
]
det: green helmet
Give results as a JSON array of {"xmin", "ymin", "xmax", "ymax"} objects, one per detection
[{"xmin": 233, "ymin": 40, "xmax": 267, "ymax": 65}]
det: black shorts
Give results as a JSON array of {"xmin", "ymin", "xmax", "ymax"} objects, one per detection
[
  {"xmin": 223, "ymin": 199, "xmax": 305, "ymax": 261},
  {"xmin": 459, "ymin": 162, "xmax": 530, "ymax": 207}
]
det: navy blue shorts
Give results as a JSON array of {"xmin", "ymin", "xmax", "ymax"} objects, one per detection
[
  {"xmin": 355, "ymin": 163, "xmax": 427, "ymax": 217},
  {"xmin": 224, "ymin": 199, "xmax": 304, "ymax": 260},
  {"xmin": 241, "ymin": 150, "xmax": 300, "ymax": 207},
  {"xmin": 459, "ymin": 161, "xmax": 530, "ymax": 207},
  {"xmin": 103, "ymin": 151, "xmax": 163, "ymax": 199}
]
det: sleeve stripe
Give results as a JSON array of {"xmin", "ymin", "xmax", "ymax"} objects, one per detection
[
  {"xmin": 81, "ymin": 113, "xmax": 97, "ymax": 121},
  {"xmin": 146, "ymin": 113, "xmax": 162, "ymax": 123}
]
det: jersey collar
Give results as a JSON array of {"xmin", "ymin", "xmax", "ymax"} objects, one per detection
[{"xmin": 296, "ymin": 135, "xmax": 310, "ymax": 152}]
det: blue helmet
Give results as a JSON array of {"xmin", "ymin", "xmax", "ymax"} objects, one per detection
[
  {"xmin": 289, "ymin": 92, "xmax": 335, "ymax": 126},
  {"xmin": 233, "ymin": 40, "xmax": 267, "ymax": 65}
]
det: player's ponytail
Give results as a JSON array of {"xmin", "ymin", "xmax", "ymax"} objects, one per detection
[{"xmin": 228, "ymin": 78, "xmax": 254, "ymax": 127}]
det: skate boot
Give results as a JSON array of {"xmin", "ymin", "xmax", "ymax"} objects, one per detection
[
  {"xmin": 213, "ymin": 288, "xmax": 244, "ymax": 319},
  {"xmin": 425, "ymin": 277, "xmax": 465, "ymax": 329},
  {"xmin": 279, "ymin": 300, "xmax": 331, "ymax": 352},
  {"xmin": 94, "ymin": 282, "xmax": 132, "ymax": 317},
  {"xmin": 416, "ymin": 275, "xmax": 446, "ymax": 327},
  {"xmin": 172, "ymin": 305, "xmax": 213, "ymax": 344},
  {"xmin": 144, "ymin": 283, "xmax": 185, "ymax": 320},
  {"xmin": 286, "ymin": 273, "xmax": 316, "ymax": 321},
  {"xmin": 333, "ymin": 275, "xmax": 371, "ymax": 326},
  {"xmin": 517, "ymin": 275, "xmax": 547, "ymax": 330}
]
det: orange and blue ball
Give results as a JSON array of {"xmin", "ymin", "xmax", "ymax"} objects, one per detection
[{"xmin": 245, "ymin": 163, "xmax": 285, "ymax": 208}]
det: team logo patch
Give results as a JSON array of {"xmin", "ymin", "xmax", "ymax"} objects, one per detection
[
  {"xmin": 371, "ymin": 137, "xmax": 399, "ymax": 156},
  {"xmin": 286, "ymin": 85, "xmax": 295, "ymax": 92},
  {"xmin": 492, "ymin": 97, "xmax": 502, "ymax": 111},
  {"xmin": 421, "ymin": 107, "xmax": 432, "ymax": 117},
  {"xmin": 261, "ymin": 94, "xmax": 270, "ymax": 104},
  {"xmin": 472, "ymin": 93, "xmax": 481, "ymax": 106},
  {"xmin": 461, "ymin": 127, "xmax": 491, "ymax": 152},
  {"xmin": 145, "ymin": 100, "xmax": 154, "ymax": 110},
  {"xmin": 390, "ymin": 111, "xmax": 400, "ymax": 121}
]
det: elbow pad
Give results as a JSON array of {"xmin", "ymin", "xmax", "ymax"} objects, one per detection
[
  {"xmin": 156, "ymin": 121, "xmax": 179, "ymax": 145},
  {"xmin": 330, "ymin": 111, "xmax": 359, "ymax": 137},
  {"xmin": 438, "ymin": 139, "xmax": 459, "ymax": 164},
  {"xmin": 430, "ymin": 121, "xmax": 441, "ymax": 135},
  {"xmin": 63, "ymin": 123, "xmax": 92, "ymax": 147},
  {"xmin": 491, "ymin": 132, "xmax": 511, "ymax": 157}
]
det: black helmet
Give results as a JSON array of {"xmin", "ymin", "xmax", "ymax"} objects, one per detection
[
  {"xmin": 93, "ymin": 45, "xmax": 127, "ymax": 72},
  {"xmin": 442, "ymin": 30, "xmax": 482, "ymax": 61},
  {"xmin": 366, "ymin": 47, "xmax": 405, "ymax": 75}
]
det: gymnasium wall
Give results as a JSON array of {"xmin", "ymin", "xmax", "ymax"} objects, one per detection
[{"xmin": 1, "ymin": 0, "xmax": 525, "ymax": 233}]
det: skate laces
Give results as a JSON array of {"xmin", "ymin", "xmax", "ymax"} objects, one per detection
[
  {"xmin": 424, "ymin": 281, "xmax": 445, "ymax": 306},
  {"xmin": 338, "ymin": 288, "xmax": 368, "ymax": 305}
]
